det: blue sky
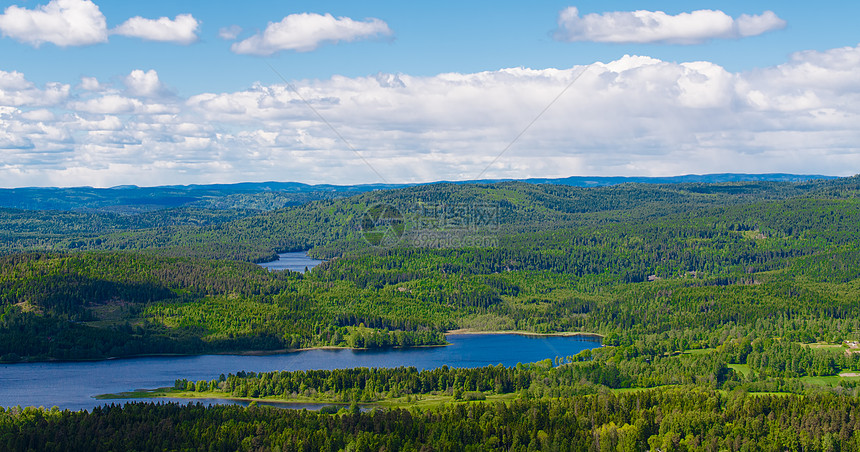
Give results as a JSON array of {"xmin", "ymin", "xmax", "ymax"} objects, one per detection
[
  {"xmin": 1, "ymin": 0, "xmax": 859, "ymax": 186},
  {"xmin": 5, "ymin": 1, "xmax": 856, "ymax": 93}
]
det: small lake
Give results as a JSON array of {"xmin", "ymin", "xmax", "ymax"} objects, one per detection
[
  {"xmin": 0, "ymin": 334, "xmax": 600, "ymax": 411},
  {"xmin": 257, "ymin": 251, "xmax": 324, "ymax": 273}
]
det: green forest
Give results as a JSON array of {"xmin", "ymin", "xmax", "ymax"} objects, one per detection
[
  {"xmin": 3, "ymin": 176, "xmax": 860, "ymax": 449},
  {"xmin": 3, "ymin": 388, "xmax": 860, "ymax": 451}
]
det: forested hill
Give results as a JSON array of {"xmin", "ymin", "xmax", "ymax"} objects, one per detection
[
  {"xmin": 0, "ymin": 173, "xmax": 833, "ymax": 212},
  {"xmin": 2, "ymin": 175, "xmax": 860, "ymax": 363},
  {"xmin": 1, "ymin": 175, "xmax": 857, "ymax": 262}
]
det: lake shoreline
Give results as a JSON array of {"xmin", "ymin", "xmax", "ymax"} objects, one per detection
[
  {"xmin": 2, "ymin": 334, "xmax": 602, "ymax": 410},
  {"xmin": 95, "ymin": 388, "xmax": 515, "ymax": 411},
  {"xmin": 257, "ymin": 250, "xmax": 324, "ymax": 273},
  {"xmin": 95, "ymin": 388, "xmax": 378, "ymax": 411},
  {"xmin": 446, "ymin": 329, "xmax": 603, "ymax": 339},
  {"xmin": 97, "ymin": 388, "xmax": 353, "ymax": 405},
  {"xmin": 1, "ymin": 332, "xmax": 601, "ymax": 365},
  {"xmin": 0, "ymin": 343, "xmax": 452, "ymax": 365}
]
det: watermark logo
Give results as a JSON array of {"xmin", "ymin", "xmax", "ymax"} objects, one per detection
[
  {"xmin": 360, "ymin": 203, "xmax": 405, "ymax": 247},
  {"xmin": 360, "ymin": 202, "xmax": 500, "ymax": 248},
  {"xmin": 414, "ymin": 202, "xmax": 500, "ymax": 248},
  {"xmin": 361, "ymin": 201, "xmax": 500, "ymax": 248},
  {"xmin": 414, "ymin": 202, "xmax": 499, "ymax": 231}
]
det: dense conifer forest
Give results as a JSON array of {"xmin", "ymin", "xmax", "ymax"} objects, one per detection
[
  {"xmin": 3, "ymin": 176, "xmax": 860, "ymax": 449},
  {"xmin": 3, "ymin": 389, "xmax": 860, "ymax": 451}
]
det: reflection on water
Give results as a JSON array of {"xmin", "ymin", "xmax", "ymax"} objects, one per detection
[
  {"xmin": 257, "ymin": 251, "xmax": 323, "ymax": 273},
  {"xmin": 101, "ymin": 398, "xmax": 368, "ymax": 412},
  {"xmin": 0, "ymin": 333, "xmax": 600, "ymax": 411}
]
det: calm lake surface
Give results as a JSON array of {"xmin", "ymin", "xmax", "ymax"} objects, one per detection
[
  {"xmin": 0, "ymin": 334, "xmax": 600, "ymax": 411},
  {"xmin": 257, "ymin": 251, "xmax": 323, "ymax": 272}
]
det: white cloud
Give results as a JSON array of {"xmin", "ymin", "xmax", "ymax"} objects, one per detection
[
  {"xmin": 113, "ymin": 13, "xmax": 199, "ymax": 44},
  {"xmin": 554, "ymin": 7, "xmax": 786, "ymax": 44},
  {"xmin": 21, "ymin": 109, "xmax": 55, "ymax": 121},
  {"xmin": 80, "ymin": 77, "xmax": 102, "ymax": 91},
  {"xmin": 0, "ymin": 70, "xmax": 70, "ymax": 106},
  {"xmin": 124, "ymin": 69, "xmax": 168, "ymax": 98},
  {"xmin": 70, "ymin": 94, "xmax": 140, "ymax": 114},
  {"xmin": 219, "ymin": 25, "xmax": 241, "ymax": 40},
  {"xmin": 74, "ymin": 114, "xmax": 122, "ymax": 131},
  {"xmin": 735, "ymin": 11, "xmax": 785, "ymax": 37},
  {"xmin": 3, "ymin": 44, "xmax": 860, "ymax": 187},
  {"xmin": 0, "ymin": 70, "xmax": 30, "ymax": 90},
  {"xmin": 0, "ymin": 0, "xmax": 107, "ymax": 47},
  {"xmin": 231, "ymin": 12, "xmax": 392, "ymax": 55}
]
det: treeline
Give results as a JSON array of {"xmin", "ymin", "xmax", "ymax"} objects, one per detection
[
  {"xmin": 3, "ymin": 388, "xmax": 860, "ymax": 451},
  {"xmin": 0, "ymin": 306, "xmax": 283, "ymax": 363},
  {"xmin": 4, "ymin": 178, "xmax": 860, "ymax": 362},
  {"xmin": 0, "ymin": 252, "xmax": 297, "ymax": 316},
  {"xmin": 4, "ymin": 234, "xmax": 860, "ymax": 361},
  {"xmin": 4, "ymin": 177, "xmax": 859, "ymax": 262},
  {"xmin": 0, "ymin": 207, "xmax": 259, "ymax": 252},
  {"xmin": 314, "ymin": 196, "xmax": 860, "ymax": 286},
  {"xmin": 170, "ymin": 337, "xmax": 860, "ymax": 405},
  {"xmin": 566, "ymin": 339, "xmax": 860, "ymax": 394},
  {"xmin": 0, "ymin": 252, "xmax": 447, "ymax": 361},
  {"xmin": 174, "ymin": 364, "xmax": 541, "ymax": 402}
]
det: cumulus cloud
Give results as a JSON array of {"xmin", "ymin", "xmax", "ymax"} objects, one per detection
[
  {"xmin": 80, "ymin": 76, "xmax": 102, "ymax": 91},
  {"xmin": 124, "ymin": 69, "xmax": 169, "ymax": 97},
  {"xmin": 3, "ymin": 44, "xmax": 860, "ymax": 187},
  {"xmin": 70, "ymin": 94, "xmax": 140, "ymax": 114},
  {"xmin": 113, "ymin": 13, "xmax": 199, "ymax": 44},
  {"xmin": 0, "ymin": 70, "xmax": 70, "ymax": 106},
  {"xmin": 219, "ymin": 25, "xmax": 242, "ymax": 40},
  {"xmin": 21, "ymin": 109, "xmax": 55, "ymax": 121},
  {"xmin": 0, "ymin": 1, "xmax": 200, "ymax": 47},
  {"xmin": 735, "ymin": 11, "xmax": 786, "ymax": 37},
  {"xmin": 0, "ymin": 0, "xmax": 107, "ymax": 47},
  {"xmin": 554, "ymin": 7, "xmax": 786, "ymax": 44},
  {"xmin": 231, "ymin": 12, "xmax": 392, "ymax": 55}
]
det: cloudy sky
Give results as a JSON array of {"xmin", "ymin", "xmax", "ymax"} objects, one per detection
[{"xmin": 1, "ymin": 0, "xmax": 858, "ymax": 187}]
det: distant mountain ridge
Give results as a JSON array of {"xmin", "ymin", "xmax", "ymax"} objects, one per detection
[
  {"xmin": 140, "ymin": 173, "xmax": 839, "ymax": 191},
  {"xmin": 0, "ymin": 173, "xmax": 838, "ymax": 211},
  {"xmin": 520, "ymin": 173, "xmax": 837, "ymax": 186}
]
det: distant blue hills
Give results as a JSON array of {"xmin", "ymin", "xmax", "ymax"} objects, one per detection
[
  {"xmin": 453, "ymin": 173, "xmax": 837, "ymax": 187},
  {"xmin": 0, "ymin": 173, "xmax": 839, "ymax": 211},
  {"xmin": 151, "ymin": 173, "xmax": 837, "ymax": 192}
]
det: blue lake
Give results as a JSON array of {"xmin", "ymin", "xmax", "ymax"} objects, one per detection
[
  {"xmin": 257, "ymin": 251, "xmax": 323, "ymax": 272},
  {"xmin": 0, "ymin": 333, "xmax": 600, "ymax": 411}
]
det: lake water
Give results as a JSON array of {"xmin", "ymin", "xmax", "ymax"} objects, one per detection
[
  {"xmin": 0, "ymin": 334, "xmax": 600, "ymax": 411},
  {"xmin": 257, "ymin": 251, "xmax": 323, "ymax": 272}
]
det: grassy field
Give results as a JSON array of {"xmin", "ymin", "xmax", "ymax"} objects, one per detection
[
  {"xmin": 728, "ymin": 364, "xmax": 752, "ymax": 378},
  {"xmin": 682, "ymin": 348, "xmax": 716, "ymax": 355},
  {"xmin": 375, "ymin": 393, "xmax": 518, "ymax": 409},
  {"xmin": 96, "ymin": 387, "xmax": 518, "ymax": 410},
  {"xmin": 802, "ymin": 342, "xmax": 848, "ymax": 351},
  {"xmin": 800, "ymin": 374, "xmax": 860, "ymax": 387},
  {"xmin": 610, "ymin": 385, "xmax": 675, "ymax": 394}
]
